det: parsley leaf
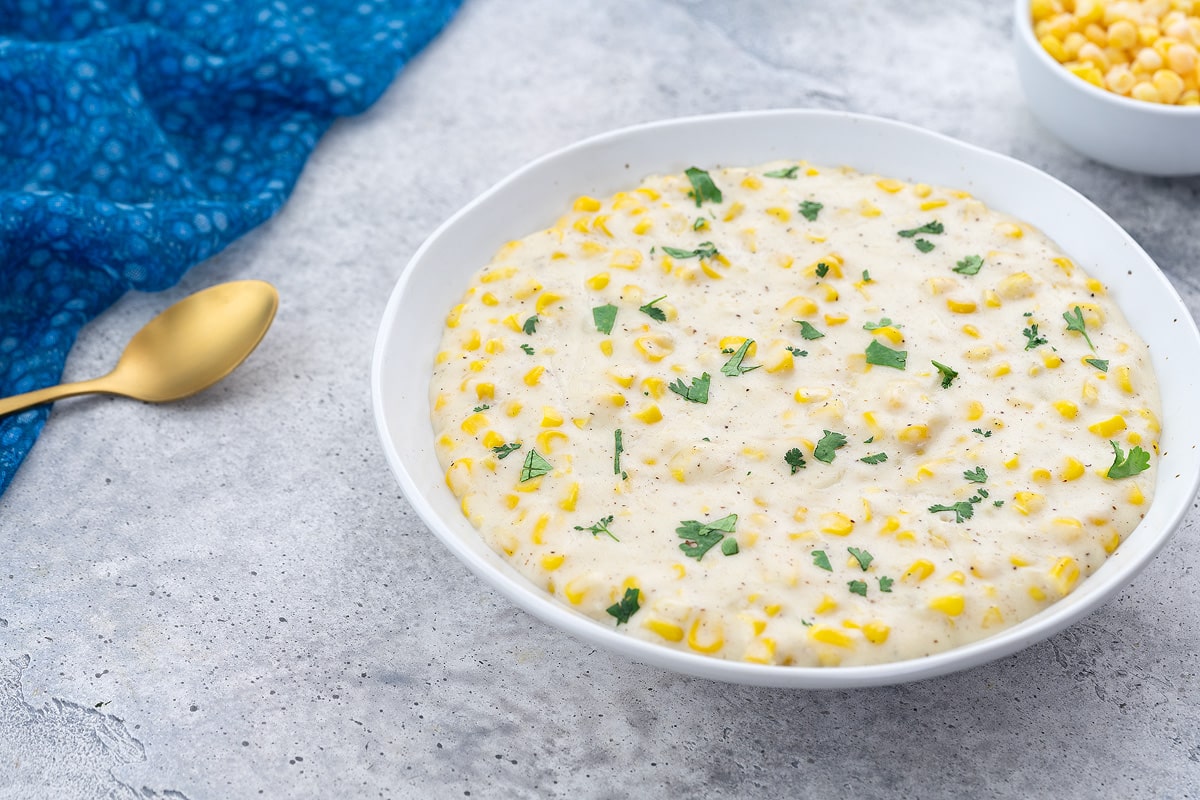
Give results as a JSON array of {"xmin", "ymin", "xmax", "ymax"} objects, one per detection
[
  {"xmin": 862, "ymin": 270, "xmax": 872, "ymax": 282},
  {"xmin": 865, "ymin": 340, "xmax": 908, "ymax": 370},
  {"xmin": 796, "ymin": 320, "xmax": 825, "ymax": 340},
  {"xmin": 814, "ymin": 430, "xmax": 848, "ymax": 464},
  {"xmin": 693, "ymin": 217, "xmax": 708, "ymax": 231},
  {"xmin": 721, "ymin": 538, "xmax": 740, "ymax": 556},
  {"xmin": 914, "ymin": 238, "xmax": 935, "ymax": 253},
  {"xmin": 972, "ymin": 427, "xmax": 993, "ymax": 438},
  {"xmin": 815, "ymin": 262, "xmax": 830, "ymax": 278},
  {"xmin": 878, "ymin": 576, "xmax": 894, "ymax": 593},
  {"xmin": 848, "ymin": 580, "xmax": 868, "ymax": 597},
  {"xmin": 676, "ymin": 513, "xmax": 738, "ymax": 561},
  {"xmin": 492, "ymin": 442, "xmax": 522, "ymax": 460},
  {"xmin": 932, "ymin": 360, "xmax": 959, "ymax": 388},
  {"xmin": 953, "ymin": 255, "xmax": 984, "ymax": 275},
  {"xmin": 860, "ymin": 452, "xmax": 888, "ymax": 464},
  {"xmin": 472, "ymin": 404, "xmax": 490, "ymax": 413},
  {"xmin": 520, "ymin": 343, "xmax": 535, "ymax": 355},
  {"xmin": 1107, "ymin": 440, "xmax": 1151, "ymax": 479},
  {"xmin": 812, "ymin": 550, "xmax": 832, "ymax": 571},
  {"xmin": 639, "ymin": 295, "xmax": 667, "ymax": 322},
  {"xmin": 1063, "ymin": 306, "xmax": 1096, "ymax": 351},
  {"xmin": 786, "ymin": 346, "xmax": 808, "ymax": 357},
  {"xmin": 522, "ymin": 315, "xmax": 539, "ymax": 335},
  {"xmin": 898, "ymin": 220, "xmax": 945, "ymax": 238},
  {"xmin": 721, "ymin": 339, "xmax": 760, "ymax": 376},
  {"xmin": 1023, "ymin": 323, "xmax": 1047, "ymax": 350},
  {"xmin": 606, "ymin": 587, "xmax": 641, "ymax": 625},
  {"xmin": 798, "ymin": 200, "xmax": 823, "ymax": 221},
  {"xmin": 613, "ymin": 428, "xmax": 624, "ymax": 477},
  {"xmin": 592, "ymin": 303, "xmax": 618, "ymax": 335},
  {"xmin": 929, "ymin": 501, "xmax": 975, "ymax": 523},
  {"xmin": 764, "ymin": 165, "xmax": 800, "ymax": 179},
  {"xmin": 684, "ymin": 166, "xmax": 722, "ymax": 207},
  {"xmin": 1086, "ymin": 358, "xmax": 1109, "ymax": 372},
  {"xmin": 784, "ymin": 447, "xmax": 807, "ymax": 474},
  {"xmin": 662, "ymin": 242, "xmax": 719, "ymax": 260},
  {"xmin": 519, "ymin": 449, "xmax": 553, "ymax": 481},
  {"xmin": 848, "ymin": 547, "xmax": 874, "ymax": 571},
  {"xmin": 963, "ymin": 466, "xmax": 988, "ymax": 483},
  {"xmin": 668, "ymin": 372, "xmax": 711, "ymax": 404},
  {"xmin": 863, "ymin": 318, "xmax": 900, "ymax": 331},
  {"xmin": 575, "ymin": 515, "xmax": 618, "ymax": 541}
]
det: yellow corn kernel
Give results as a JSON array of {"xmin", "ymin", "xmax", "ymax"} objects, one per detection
[
  {"xmin": 539, "ymin": 553, "xmax": 566, "ymax": 572},
  {"xmin": 523, "ymin": 366, "xmax": 544, "ymax": 386},
  {"xmin": 991, "ymin": 362, "xmax": 1012, "ymax": 378},
  {"xmin": 741, "ymin": 174, "xmax": 763, "ymax": 190},
  {"xmin": 946, "ymin": 298, "xmax": 977, "ymax": 314},
  {"xmin": 461, "ymin": 413, "xmax": 487, "ymax": 436},
  {"xmin": 1054, "ymin": 400, "xmax": 1079, "ymax": 419},
  {"xmin": 1013, "ymin": 491, "xmax": 1045, "ymax": 516},
  {"xmin": 823, "ymin": 285, "xmax": 840, "ymax": 303},
  {"xmin": 1032, "ymin": 468, "xmax": 1052, "ymax": 483},
  {"xmin": 903, "ymin": 559, "xmax": 935, "ymax": 583},
  {"xmin": 563, "ymin": 578, "xmax": 589, "ymax": 605},
  {"xmin": 996, "ymin": 271, "xmax": 1035, "ymax": 299},
  {"xmin": 820, "ymin": 511, "xmax": 855, "ymax": 536},
  {"xmin": 1115, "ymin": 365, "xmax": 1134, "ymax": 394},
  {"xmin": 928, "ymin": 595, "xmax": 965, "ymax": 616},
  {"xmin": 632, "ymin": 218, "xmax": 652, "ymax": 235},
  {"xmin": 765, "ymin": 206, "xmax": 791, "ymax": 222},
  {"xmin": 996, "ymin": 222, "xmax": 1024, "ymax": 239},
  {"xmin": 573, "ymin": 195, "xmax": 602, "ymax": 212},
  {"xmin": 1081, "ymin": 379, "xmax": 1099, "ymax": 405},
  {"xmin": 481, "ymin": 430, "xmax": 505, "ymax": 450},
  {"xmin": 946, "ymin": 570, "xmax": 966, "ymax": 585},
  {"xmin": 815, "ymin": 594, "xmax": 838, "ymax": 614},
  {"xmin": 764, "ymin": 347, "xmax": 795, "ymax": 373},
  {"xmin": 1061, "ymin": 457, "xmax": 1086, "ymax": 481},
  {"xmin": 961, "ymin": 400, "xmax": 984, "ymax": 422},
  {"xmin": 897, "ymin": 424, "xmax": 929, "ymax": 445},
  {"xmin": 722, "ymin": 201, "xmax": 745, "ymax": 222},
  {"xmin": 444, "ymin": 459, "xmax": 472, "ymax": 497},
  {"xmin": 1005, "ymin": 454, "xmax": 1020, "ymax": 470},
  {"xmin": 608, "ymin": 371, "xmax": 635, "ymax": 389},
  {"xmin": 859, "ymin": 200, "xmax": 882, "ymax": 217},
  {"xmin": 558, "ymin": 482, "xmax": 579, "ymax": 512},
  {"xmin": 1068, "ymin": 61, "xmax": 1106, "ymax": 86},
  {"xmin": 871, "ymin": 325, "xmax": 905, "ymax": 345},
  {"xmin": 634, "ymin": 333, "xmax": 675, "ymax": 362},
  {"xmin": 501, "ymin": 314, "xmax": 521, "ymax": 332},
  {"xmin": 640, "ymin": 376, "xmax": 666, "ymax": 399},
  {"xmin": 632, "ymin": 404, "xmax": 663, "ymax": 424},
  {"xmin": 875, "ymin": 178, "xmax": 904, "ymax": 193},
  {"xmin": 474, "ymin": 382, "xmax": 496, "ymax": 402},
  {"xmin": 964, "ymin": 346, "xmax": 993, "ymax": 361},
  {"xmin": 1103, "ymin": 531, "xmax": 1121, "ymax": 554},
  {"xmin": 687, "ymin": 618, "xmax": 724, "ymax": 654},
  {"xmin": 784, "ymin": 294, "xmax": 819, "ymax": 316},
  {"xmin": 919, "ymin": 199, "xmax": 948, "ymax": 211},
  {"xmin": 540, "ymin": 407, "xmax": 564, "ymax": 428},
  {"xmin": 1048, "ymin": 556, "xmax": 1080, "ymax": 596},
  {"xmin": 644, "ymin": 618, "xmax": 684, "ymax": 642},
  {"xmin": 609, "ymin": 249, "xmax": 643, "ymax": 271},
  {"xmin": 824, "ymin": 312, "xmax": 849, "ymax": 326},
  {"xmin": 808, "ymin": 625, "xmax": 853, "ymax": 648},
  {"xmin": 1088, "ymin": 415, "xmax": 1127, "ymax": 437},
  {"xmin": 598, "ymin": 339, "xmax": 613, "ymax": 357},
  {"xmin": 1041, "ymin": 33, "xmax": 1070, "ymax": 61},
  {"xmin": 1127, "ymin": 483, "xmax": 1145, "ymax": 505},
  {"xmin": 467, "ymin": 359, "xmax": 487, "ymax": 373},
  {"xmin": 512, "ymin": 280, "xmax": 543, "ymax": 301}
]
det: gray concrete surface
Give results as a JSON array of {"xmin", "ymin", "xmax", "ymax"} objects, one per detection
[{"xmin": 3, "ymin": 1, "xmax": 1200, "ymax": 797}]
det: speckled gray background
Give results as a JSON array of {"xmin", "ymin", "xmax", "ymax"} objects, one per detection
[{"xmin": 3, "ymin": 1, "xmax": 1199, "ymax": 797}]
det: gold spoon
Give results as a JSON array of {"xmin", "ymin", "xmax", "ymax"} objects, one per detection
[{"xmin": 0, "ymin": 280, "xmax": 279, "ymax": 418}]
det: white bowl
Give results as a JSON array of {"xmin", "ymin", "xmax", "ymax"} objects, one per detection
[
  {"xmin": 1013, "ymin": 0, "xmax": 1200, "ymax": 176},
  {"xmin": 372, "ymin": 110, "xmax": 1200, "ymax": 688}
]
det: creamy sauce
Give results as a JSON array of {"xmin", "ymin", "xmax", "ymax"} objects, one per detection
[{"xmin": 429, "ymin": 162, "xmax": 1160, "ymax": 667}]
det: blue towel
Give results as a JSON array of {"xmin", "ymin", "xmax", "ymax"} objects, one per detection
[{"xmin": 0, "ymin": 0, "xmax": 462, "ymax": 496}]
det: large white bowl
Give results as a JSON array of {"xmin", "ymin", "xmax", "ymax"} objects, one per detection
[
  {"xmin": 1013, "ymin": 0, "xmax": 1200, "ymax": 176},
  {"xmin": 372, "ymin": 110, "xmax": 1200, "ymax": 688}
]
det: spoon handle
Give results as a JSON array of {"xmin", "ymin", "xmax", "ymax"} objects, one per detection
[{"xmin": 0, "ymin": 378, "xmax": 113, "ymax": 418}]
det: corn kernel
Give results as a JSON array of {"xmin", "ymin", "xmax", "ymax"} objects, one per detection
[
  {"xmin": 573, "ymin": 195, "xmax": 602, "ymax": 212},
  {"xmin": 929, "ymin": 595, "xmax": 965, "ymax": 616},
  {"xmin": 903, "ymin": 559, "xmax": 935, "ymax": 583},
  {"xmin": 1061, "ymin": 457, "xmax": 1086, "ymax": 481},
  {"xmin": 1054, "ymin": 400, "xmax": 1079, "ymax": 419},
  {"xmin": 808, "ymin": 625, "xmax": 853, "ymax": 648},
  {"xmin": 541, "ymin": 554, "xmax": 565, "ymax": 571},
  {"xmin": 820, "ymin": 511, "xmax": 855, "ymax": 536},
  {"xmin": 1013, "ymin": 491, "xmax": 1045, "ymax": 515},
  {"xmin": 687, "ymin": 618, "xmax": 724, "ymax": 654},
  {"xmin": 645, "ymin": 619, "xmax": 684, "ymax": 642},
  {"xmin": 1088, "ymin": 415, "xmax": 1127, "ymax": 437},
  {"xmin": 632, "ymin": 403, "xmax": 663, "ymax": 424}
]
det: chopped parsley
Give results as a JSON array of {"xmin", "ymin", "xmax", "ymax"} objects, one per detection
[
  {"xmin": 798, "ymin": 200, "xmax": 823, "ymax": 221},
  {"xmin": 491, "ymin": 442, "xmax": 522, "ymax": 460},
  {"xmin": 815, "ymin": 262, "xmax": 830, "ymax": 278},
  {"xmin": 1023, "ymin": 323, "xmax": 1047, "ymax": 350},
  {"xmin": 860, "ymin": 452, "xmax": 888, "ymax": 464},
  {"xmin": 898, "ymin": 220, "xmax": 945, "ymax": 238},
  {"xmin": 638, "ymin": 295, "xmax": 668, "ymax": 321},
  {"xmin": 914, "ymin": 238, "xmax": 936, "ymax": 253},
  {"xmin": 963, "ymin": 466, "xmax": 988, "ymax": 483},
  {"xmin": 764, "ymin": 165, "xmax": 800, "ymax": 179},
  {"xmin": 693, "ymin": 217, "xmax": 708, "ymax": 231},
  {"xmin": 932, "ymin": 360, "xmax": 959, "ymax": 388},
  {"xmin": 1085, "ymin": 358, "xmax": 1109, "ymax": 372},
  {"xmin": 812, "ymin": 550, "xmax": 832, "ymax": 571},
  {"xmin": 662, "ymin": 242, "xmax": 719, "ymax": 260},
  {"xmin": 613, "ymin": 428, "xmax": 625, "ymax": 478},
  {"xmin": 848, "ymin": 580, "xmax": 868, "ymax": 597},
  {"xmin": 522, "ymin": 315, "xmax": 539, "ymax": 335},
  {"xmin": 784, "ymin": 447, "xmax": 807, "ymax": 474},
  {"xmin": 472, "ymin": 404, "xmax": 490, "ymax": 413},
  {"xmin": 796, "ymin": 320, "xmax": 825, "ymax": 340},
  {"xmin": 862, "ymin": 270, "xmax": 872, "ymax": 282},
  {"xmin": 929, "ymin": 501, "xmax": 975, "ymax": 524},
  {"xmin": 520, "ymin": 343, "xmax": 535, "ymax": 355},
  {"xmin": 684, "ymin": 166, "xmax": 722, "ymax": 207},
  {"xmin": 519, "ymin": 449, "xmax": 553, "ymax": 481},
  {"xmin": 668, "ymin": 372, "xmax": 710, "ymax": 404},
  {"xmin": 592, "ymin": 303, "xmax": 618, "ymax": 334},
  {"xmin": 848, "ymin": 547, "xmax": 874, "ymax": 571},
  {"xmin": 575, "ymin": 515, "xmax": 618, "ymax": 541},
  {"xmin": 606, "ymin": 587, "xmax": 641, "ymax": 625},
  {"xmin": 953, "ymin": 255, "xmax": 984, "ymax": 275},
  {"xmin": 1106, "ymin": 440, "xmax": 1151, "ymax": 479},
  {"xmin": 721, "ymin": 538, "xmax": 740, "ymax": 556},
  {"xmin": 1063, "ymin": 306, "xmax": 1095, "ymax": 351},
  {"xmin": 878, "ymin": 576, "xmax": 894, "ymax": 593},
  {"xmin": 863, "ymin": 317, "xmax": 900, "ymax": 330},
  {"xmin": 814, "ymin": 430, "xmax": 848, "ymax": 464},
  {"xmin": 676, "ymin": 513, "xmax": 738, "ymax": 561},
  {"xmin": 865, "ymin": 340, "xmax": 908, "ymax": 370},
  {"xmin": 786, "ymin": 346, "xmax": 809, "ymax": 357},
  {"xmin": 721, "ymin": 339, "xmax": 760, "ymax": 376},
  {"xmin": 972, "ymin": 427, "xmax": 993, "ymax": 438}
]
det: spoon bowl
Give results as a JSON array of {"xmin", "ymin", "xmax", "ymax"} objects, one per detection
[{"xmin": 0, "ymin": 280, "xmax": 278, "ymax": 417}]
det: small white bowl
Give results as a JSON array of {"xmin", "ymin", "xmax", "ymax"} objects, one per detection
[
  {"xmin": 1013, "ymin": 0, "xmax": 1200, "ymax": 176},
  {"xmin": 372, "ymin": 110, "xmax": 1200, "ymax": 688}
]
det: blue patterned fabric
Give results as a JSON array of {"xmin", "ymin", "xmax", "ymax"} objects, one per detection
[{"xmin": 0, "ymin": 0, "xmax": 461, "ymax": 496}]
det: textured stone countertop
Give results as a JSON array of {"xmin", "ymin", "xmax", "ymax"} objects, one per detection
[{"xmin": 3, "ymin": 1, "xmax": 1199, "ymax": 797}]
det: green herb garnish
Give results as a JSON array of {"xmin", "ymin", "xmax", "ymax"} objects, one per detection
[
  {"xmin": 1023, "ymin": 323, "xmax": 1047, "ymax": 350},
  {"xmin": 815, "ymin": 262, "xmax": 830, "ymax": 278},
  {"xmin": 592, "ymin": 303, "xmax": 618, "ymax": 335},
  {"xmin": 929, "ymin": 501, "xmax": 975, "ymax": 524},
  {"xmin": 676, "ymin": 513, "xmax": 738, "ymax": 561},
  {"xmin": 1106, "ymin": 440, "xmax": 1150, "ymax": 479},
  {"xmin": 721, "ymin": 339, "xmax": 760, "ymax": 376},
  {"xmin": 575, "ymin": 515, "xmax": 618, "ymax": 541},
  {"xmin": 932, "ymin": 360, "xmax": 959, "ymax": 388},
  {"xmin": 522, "ymin": 315, "xmax": 539, "ymax": 335},
  {"xmin": 814, "ymin": 430, "xmax": 848, "ymax": 464},
  {"xmin": 878, "ymin": 576, "xmax": 894, "ymax": 593},
  {"xmin": 784, "ymin": 447, "xmax": 807, "ymax": 474},
  {"xmin": 898, "ymin": 220, "xmax": 944, "ymax": 238},
  {"xmin": 721, "ymin": 538, "xmax": 740, "ymax": 557},
  {"xmin": 963, "ymin": 466, "xmax": 988, "ymax": 483},
  {"xmin": 860, "ymin": 452, "xmax": 888, "ymax": 464},
  {"xmin": 812, "ymin": 550, "xmax": 832, "ymax": 571},
  {"xmin": 662, "ymin": 242, "xmax": 719, "ymax": 260},
  {"xmin": 764, "ymin": 166, "xmax": 800, "ymax": 179},
  {"xmin": 638, "ymin": 295, "xmax": 667, "ymax": 322},
  {"xmin": 914, "ymin": 238, "xmax": 935, "ymax": 253},
  {"xmin": 798, "ymin": 200, "xmax": 823, "ymax": 221},
  {"xmin": 472, "ymin": 404, "xmax": 490, "ymax": 413},
  {"xmin": 953, "ymin": 255, "xmax": 984, "ymax": 275},
  {"xmin": 492, "ymin": 442, "xmax": 522, "ymax": 460},
  {"xmin": 862, "ymin": 270, "xmax": 872, "ymax": 282},
  {"xmin": 1086, "ymin": 358, "xmax": 1109, "ymax": 372},
  {"xmin": 865, "ymin": 340, "xmax": 908, "ymax": 370},
  {"xmin": 684, "ymin": 166, "xmax": 722, "ymax": 207},
  {"xmin": 786, "ymin": 346, "xmax": 809, "ymax": 357},
  {"xmin": 863, "ymin": 318, "xmax": 900, "ymax": 331},
  {"xmin": 606, "ymin": 587, "xmax": 641, "ymax": 625},
  {"xmin": 520, "ymin": 343, "xmax": 535, "ymax": 355},
  {"xmin": 519, "ymin": 449, "xmax": 553, "ymax": 481},
  {"xmin": 613, "ymin": 428, "xmax": 624, "ymax": 478},
  {"xmin": 848, "ymin": 547, "xmax": 874, "ymax": 571},
  {"xmin": 1063, "ymin": 306, "xmax": 1095, "ymax": 351},
  {"xmin": 796, "ymin": 320, "xmax": 824, "ymax": 340},
  {"xmin": 848, "ymin": 580, "xmax": 868, "ymax": 597},
  {"xmin": 972, "ymin": 427, "xmax": 993, "ymax": 438},
  {"xmin": 668, "ymin": 372, "xmax": 710, "ymax": 404}
]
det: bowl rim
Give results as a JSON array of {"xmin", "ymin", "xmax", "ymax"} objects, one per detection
[
  {"xmin": 372, "ymin": 108, "xmax": 1200, "ymax": 689},
  {"xmin": 1013, "ymin": 0, "xmax": 1200, "ymax": 117}
]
